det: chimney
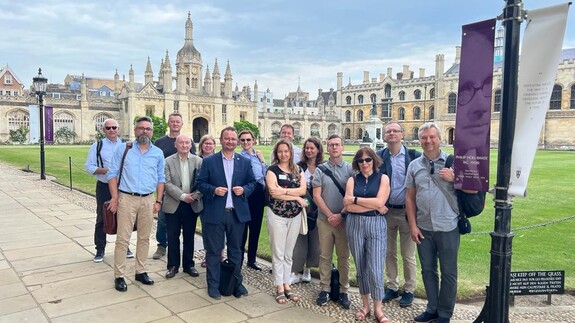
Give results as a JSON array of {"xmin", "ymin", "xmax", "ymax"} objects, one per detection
[
  {"xmin": 455, "ymin": 46, "xmax": 461, "ymax": 65},
  {"xmin": 363, "ymin": 71, "xmax": 369, "ymax": 84},
  {"xmin": 397, "ymin": 72, "xmax": 403, "ymax": 80},
  {"xmin": 419, "ymin": 68, "xmax": 425, "ymax": 78},
  {"xmin": 318, "ymin": 88, "xmax": 322, "ymax": 96},
  {"xmin": 403, "ymin": 65, "xmax": 410, "ymax": 79},
  {"xmin": 380, "ymin": 73, "xmax": 385, "ymax": 82},
  {"xmin": 387, "ymin": 67, "xmax": 393, "ymax": 78}
]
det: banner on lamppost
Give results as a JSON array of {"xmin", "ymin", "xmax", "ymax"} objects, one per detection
[
  {"xmin": 509, "ymin": 3, "xmax": 570, "ymax": 197},
  {"xmin": 45, "ymin": 106, "xmax": 54, "ymax": 144},
  {"xmin": 28, "ymin": 105, "xmax": 39, "ymax": 144},
  {"xmin": 453, "ymin": 18, "xmax": 496, "ymax": 192}
]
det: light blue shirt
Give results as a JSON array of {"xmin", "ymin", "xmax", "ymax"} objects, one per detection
[
  {"xmin": 107, "ymin": 141, "xmax": 165, "ymax": 194},
  {"xmin": 222, "ymin": 153, "xmax": 235, "ymax": 208},
  {"xmin": 85, "ymin": 137, "xmax": 120, "ymax": 183},
  {"xmin": 389, "ymin": 145, "xmax": 407, "ymax": 205},
  {"xmin": 240, "ymin": 149, "xmax": 266, "ymax": 186}
]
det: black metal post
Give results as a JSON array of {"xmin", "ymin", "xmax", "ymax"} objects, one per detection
[
  {"xmin": 39, "ymin": 92, "xmax": 46, "ymax": 180},
  {"xmin": 475, "ymin": 1, "xmax": 523, "ymax": 322}
]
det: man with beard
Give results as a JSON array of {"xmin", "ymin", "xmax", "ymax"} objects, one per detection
[{"xmin": 107, "ymin": 116, "xmax": 166, "ymax": 292}]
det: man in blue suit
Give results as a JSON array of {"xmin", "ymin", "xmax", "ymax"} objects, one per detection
[{"xmin": 197, "ymin": 126, "xmax": 257, "ymax": 300}]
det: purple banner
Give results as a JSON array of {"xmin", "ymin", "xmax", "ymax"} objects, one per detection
[
  {"xmin": 45, "ymin": 106, "xmax": 54, "ymax": 144},
  {"xmin": 454, "ymin": 19, "xmax": 496, "ymax": 191}
]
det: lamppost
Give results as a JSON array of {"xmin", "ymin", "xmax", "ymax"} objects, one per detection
[{"xmin": 32, "ymin": 68, "xmax": 48, "ymax": 180}]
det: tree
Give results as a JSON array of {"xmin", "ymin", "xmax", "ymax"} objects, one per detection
[
  {"xmin": 9, "ymin": 127, "xmax": 29, "ymax": 144},
  {"xmin": 54, "ymin": 127, "xmax": 77, "ymax": 144},
  {"xmin": 234, "ymin": 120, "xmax": 260, "ymax": 139}
]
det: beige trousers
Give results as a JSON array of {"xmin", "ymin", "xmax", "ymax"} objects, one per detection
[{"xmin": 317, "ymin": 218, "xmax": 350, "ymax": 293}]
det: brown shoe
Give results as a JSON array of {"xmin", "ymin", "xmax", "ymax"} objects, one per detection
[{"xmin": 152, "ymin": 246, "xmax": 166, "ymax": 260}]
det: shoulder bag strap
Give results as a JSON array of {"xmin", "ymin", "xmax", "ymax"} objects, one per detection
[
  {"xmin": 430, "ymin": 170, "xmax": 459, "ymax": 216},
  {"xmin": 116, "ymin": 142, "xmax": 132, "ymax": 189},
  {"xmin": 318, "ymin": 164, "xmax": 346, "ymax": 197},
  {"xmin": 96, "ymin": 140, "xmax": 103, "ymax": 168}
]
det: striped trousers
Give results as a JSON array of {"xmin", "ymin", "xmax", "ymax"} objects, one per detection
[{"xmin": 346, "ymin": 214, "xmax": 387, "ymax": 300}]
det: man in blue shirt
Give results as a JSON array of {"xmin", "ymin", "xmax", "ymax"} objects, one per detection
[
  {"xmin": 107, "ymin": 116, "xmax": 166, "ymax": 292},
  {"xmin": 84, "ymin": 118, "xmax": 133, "ymax": 262}
]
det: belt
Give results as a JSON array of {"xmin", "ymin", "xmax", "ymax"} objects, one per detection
[
  {"xmin": 388, "ymin": 204, "xmax": 406, "ymax": 209},
  {"xmin": 355, "ymin": 211, "xmax": 385, "ymax": 217},
  {"xmin": 119, "ymin": 189, "xmax": 153, "ymax": 197},
  {"xmin": 224, "ymin": 207, "xmax": 235, "ymax": 212}
]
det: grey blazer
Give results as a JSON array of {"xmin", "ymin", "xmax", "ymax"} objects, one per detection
[{"xmin": 162, "ymin": 152, "xmax": 204, "ymax": 214}]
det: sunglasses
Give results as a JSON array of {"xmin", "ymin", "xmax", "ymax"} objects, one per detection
[
  {"xmin": 429, "ymin": 160, "xmax": 435, "ymax": 174},
  {"xmin": 357, "ymin": 157, "xmax": 373, "ymax": 164},
  {"xmin": 105, "ymin": 126, "xmax": 118, "ymax": 130},
  {"xmin": 239, "ymin": 138, "xmax": 252, "ymax": 142}
]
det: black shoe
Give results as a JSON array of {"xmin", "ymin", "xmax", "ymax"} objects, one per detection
[
  {"xmin": 165, "ymin": 266, "xmax": 178, "ymax": 279},
  {"xmin": 414, "ymin": 311, "xmax": 439, "ymax": 323},
  {"xmin": 247, "ymin": 262, "xmax": 263, "ymax": 271},
  {"xmin": 135, "ymin": 272, "xmax": 154, "ymax": 285},
  {"xmin": 436, "ymin": 317, "xmax": 451, "ymax": 323},
  {"xmin": 208, "ymin": 290, "xmax": 222, "ymax": 300},
  {"xmin": 338, "ymin": 293, "xmax": 351, "ymax": 309},
  {"xmin": 399, "ymin": 291, "xmax": 414, "ymax": 307},
  {"xmin": 316, "ymin": 291, "xmax": 329, "ymax": 306},
  {"xmin": 93, "ymin": 251, "xmax": 105, "ymax": 263},
  {"xmin": 114, "ymin": 277, "xmax": 127, "ymax": 292},
  {"xmin": 234, "ymin": 285, "xmax": 249, "ymax": 298},
  {"xmin": 382, "ymin": 288, "xmax": 400, "ymax": 302},
  {"xmin": 183, "ymin": 267, "xmax": 200, "ymax": 277}
]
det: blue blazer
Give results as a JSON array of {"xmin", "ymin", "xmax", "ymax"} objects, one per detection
[
  {"xmin": 196, "ymin": 152, "xmax": 256, "ymax": 225},
  {"xmin": 377, "ymin": 145, "xmax": 421, "ymax": 206}
]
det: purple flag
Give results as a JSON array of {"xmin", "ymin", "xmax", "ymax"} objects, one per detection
[
  {"xmin": 454, "ymin": 19, "xmax": 496, "ymax": 192},
  {"xmin": 45, "ymin": 106, "xmax": 54, "ymax": 144}
]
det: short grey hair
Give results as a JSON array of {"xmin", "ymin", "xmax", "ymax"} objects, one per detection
[{"xmin": 418, "ymin": 122, "xmax": 441, "ymax": 140}]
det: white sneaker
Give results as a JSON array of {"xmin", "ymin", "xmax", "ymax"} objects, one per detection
[
  {"xmin": 289, "ymin": 272, "xmax": 302, "ymax": 285},
  {"xmin": 301, "ymin": 268, "xmax": 312, "ymax": 282}
]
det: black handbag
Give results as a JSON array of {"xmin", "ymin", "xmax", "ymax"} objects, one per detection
[{"xmin": 219, "ymin": 259, "xmax": 240, "ymax": 296}]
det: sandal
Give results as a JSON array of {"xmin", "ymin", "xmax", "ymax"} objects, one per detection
[
  {"xmin": 355, "ymin": 308, "xmax": 371, "ymax": 321},
  {"xmin": 375, "ymin": 313, "xmax": 390, "ymax": 323},
  {"xmin": 200, "ymin": 259, "xmax": 207, "ymax": 268},
  {"xmin": 284, "ymin": 290, "xmax": 300, "ymax": 302},
  {"xmin": 275, "ymin": 291, "xmax": 287, "ymax": 304}
]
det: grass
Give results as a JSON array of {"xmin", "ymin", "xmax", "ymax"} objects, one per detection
[{"xmin": 0, "ymin": 144, "xmax": 573, "ymax": 300}]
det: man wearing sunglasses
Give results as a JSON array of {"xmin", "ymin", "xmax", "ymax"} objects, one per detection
[
  {"xmin": 85, "ymin": 118, "xmax": 134, "ymax": 263},
  {"xmin": 405, "ymin": 122, "xmax": 458, "ymax": 323},
  {"xmin": 377, "ymin": 121, "xmax": 421, "ymax": 308}
]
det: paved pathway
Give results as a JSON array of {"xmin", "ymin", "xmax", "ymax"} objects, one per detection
[{"xmin": 0, "ymin": 162, "xmax": 573, "ymax": 322}]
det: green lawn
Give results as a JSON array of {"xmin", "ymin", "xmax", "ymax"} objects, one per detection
[{"xmin": 0, "ymin": 144, "xmax": 573, "ymax": 300}]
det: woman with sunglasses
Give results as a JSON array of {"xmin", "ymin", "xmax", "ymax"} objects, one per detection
[
  {"xmin": 343, "ymin": 147, "xmax": 390, "ymax": 323},
  {"xmin": 238, "ymin": 130, "xmax": 267, "ymax": 271},
  {"xmin": 266, "ymin": 139, "xmax": 307, "ymax": 304},
  {"xmin": 290, "ymin": 137, "xmax": 323, "ymax": 284}
]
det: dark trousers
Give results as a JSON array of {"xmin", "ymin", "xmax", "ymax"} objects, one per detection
[
  {"xmin": 166, "ymin": 202, "xmax": 198, "ymax": 270},
  {"xmin": 95, "ymin": 181, "xmax": 110, "ymax": 252},
  {"xmin": 241, "ymin": 183, "xmax": 265, "ymax": 264},
  {"xmin": 203, "ymin": 209, "xmax": 246, "ymax": 296}
]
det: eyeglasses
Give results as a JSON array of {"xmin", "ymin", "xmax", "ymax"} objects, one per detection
[
  {"xmin": 385, "ymin": 129, "xmax": 402, "ymax": 134},
  {"xmin": 240, "ymin": 138, "xmax": 252, "ymax": 142},
  {"xmin": 328, "ymin": 143, "xmax": 341, "ymax": 148},
  {"xmin": 429, "ymin": 160, "xmax": 435, "ymax": 174},
  {"xmin": 357, "ymin": 157, "xmax": 373, "ymax": 164},
  {"xmin": 105, "ymin": 126, "xmax": 118, "ymax": 130},
  {"xmin": 136, "ymin": 127, "xmax": 153, "ymax": 132},
  {"xmin": 458, "ymin": 79, "xmax": 492, "ymax": 105}
]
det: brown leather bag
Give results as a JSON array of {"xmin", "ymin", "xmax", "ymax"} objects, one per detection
[{"xmin": 102, "ymin": 142, "xmax": 135, "ymax": 235}]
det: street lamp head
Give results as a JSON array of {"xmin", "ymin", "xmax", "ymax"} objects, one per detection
[{"xmin": 32, "ymin": 68, "xmax": 48, "ymax": 95}]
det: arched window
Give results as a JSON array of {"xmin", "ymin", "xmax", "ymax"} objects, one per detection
[
  {"xmin": 429, "ymin": 106, "xmax": 435, "ymax": 120},
  {"xmin": 293, "ymin": 123, "xmax": 302, "ymax": 138},
  {"xmin": 370, "ymin": 93, "xmax": 376, "ymax": 103},
  {"xmin": 95, "ymin": 113, "xmax": 113, "ymax": 132},
  {"xmin": 571, "ymin": 84, "xmax": 575, "ymax": 109},
  {"xmin": 549, "ymin": 84, "xmax": 562, "ymax": 110},
  {"xmin": 344, "ymin": 110, "xmax": 351, "ymax": 122},
  {"xmin": 310, "ymin": 124, "xmax": 320, "ymax": 137},
  {"xmin": 328, "ymin": 124, "xmax": 337, "ymax": 136},
  {"xmin": 398, "ymin": 107, "xmax": 405, "ymax": 120},
  {"xmin": 448, "ymin": 93, "xmax": 457, "ymax": 113},
  {"xmin": 429, "ymin": 88, "xmax": 435, "ymax": 99},
  {"xmin": 385, "ymin": 84, "xmax": 392, "ymax": 98},
  {"xmin": 271, "ymin": 122, "xmax": 282, "ymax": 137},
  {"xmin": 346, "ymin": 96, "xmax": 352, "ymax": 105},
  {"xmin": 494, "ymin": 89, "xmax": 502, "ymax": 112},
  {"xmin": 357, "ymin": 128, "xmax": 363, "ymax": 140},
  {"xmin": 399, "ymin": 91, "xmax": 405, "ymax": 101},
  {"xmin": 357, "ymin": 110, "xmax": 364, "ymax": 122},
  {"xmin": 54, "ymin": 112, "xmax": 75, "ymax": 133},
  {"xmin": 344, "ymin": 128, "xmax": 351, "ymax": 139},
  {"xmin": 413, "ymin": 107, "xmax": 421, "ymax": 120},
  {"xmin": 358, "ymin": 95, "xmax": 364, "ymax": 104},
  {"xmin": 381, "ymin": 102, "xmax": 391, "ymax": 118},
  {"xmin": 8, "ymin": 109, "xmax": 30, "ymax": 130},
  {"xmin": 414, "ymin": 89, "xmax": 421, "ymax": 100},
  {"xmin": 412, "ymin": 127, "xmax": 419, "ymax": 140}
]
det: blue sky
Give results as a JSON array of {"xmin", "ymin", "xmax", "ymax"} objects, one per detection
[{"xmin": 2, "ymin": 0, "xmax": 573, "ymax": 98}]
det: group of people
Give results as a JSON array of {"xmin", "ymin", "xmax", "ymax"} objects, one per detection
[{"xmin": 85, "ymin": 117, "xmax": 462, "ymax": 323}]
